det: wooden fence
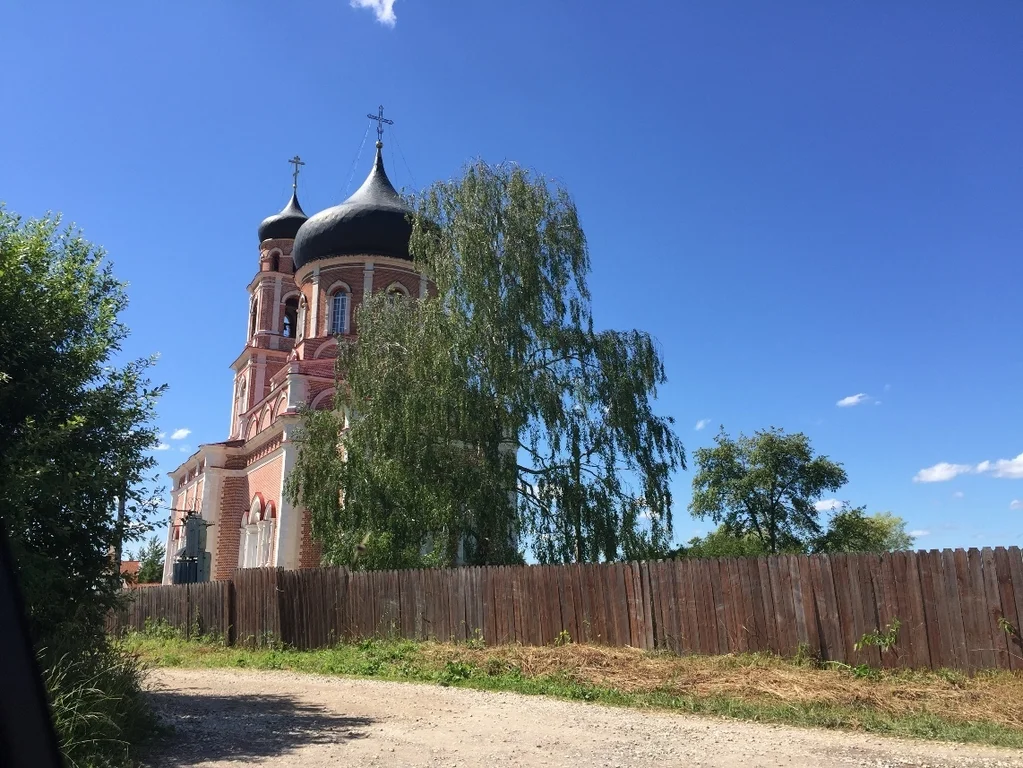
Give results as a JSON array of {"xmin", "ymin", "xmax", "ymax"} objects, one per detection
[{"xmin": 106, "ymin": 547, "xmax": 1023, "ymax": 672}]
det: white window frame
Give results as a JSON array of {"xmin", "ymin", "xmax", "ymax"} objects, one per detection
[
  {"xmin": 297, "ymin": 296, "xmax": 307, "ymax": 341},
  {"xmin": 330, "ymin": 291, "xmax": 349, "ymax": 335}
]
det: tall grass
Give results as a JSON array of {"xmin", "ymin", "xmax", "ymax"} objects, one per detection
[{"xmin": 42, "ymin": 637, "xmax": 155, "ymax": 768}]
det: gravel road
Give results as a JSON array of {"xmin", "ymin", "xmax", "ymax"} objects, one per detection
[{"xmin": 145, "ymin": 668, "xmax": 1022, "ymax": 767}]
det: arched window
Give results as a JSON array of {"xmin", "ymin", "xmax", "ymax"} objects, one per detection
[
  {"xmin": 386, "ymin": 282, "xmax": 409, "ymax": 301},
  {"xmin": 238, "ymin": 497, "xmax": 276, "ymax": 569},
  {"xmin": 249, "ymin": 297, "xmax": 258, "ymax": 339},
  {"xmin": 282, "ymin": 297, "xmax": 299, "ymax": 338},
  {"xmin": 329, "ymin": 290, "xmax": 349, "ymax": 335},
  {"xmin": 270, "ymin": 254, "xmax": 280, "ymax": 272},
  {"xmin": 297, "ymin": 295, "xmax": 307, "ymax": 341}
]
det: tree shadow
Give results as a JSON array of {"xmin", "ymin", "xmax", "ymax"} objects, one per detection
[{"xmin": 142, "ymin": 688, "xmax": 375, "ymax": 766}]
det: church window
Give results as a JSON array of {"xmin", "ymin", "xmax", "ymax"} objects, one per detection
[
  {"xmin": 238, "ymin": 497, "xmax": 275, "ymax": 569},
  {"xmin": 282, "ymin": 297, "xmax": 299, "ymax": 338},
  {"xmin": 249, "ymin": 297, "xmax": 258, "ymax": 339},
  {"xmin": 329, "ymin": 291, "xmax": 349, "ymax": 335},
  {"xmin": 297, "ymin": 296, "xmax": 307, "ymax": 341},
  {"xmin": 270, "ymin": 254, "xmax": 279, "ymax": 272}
]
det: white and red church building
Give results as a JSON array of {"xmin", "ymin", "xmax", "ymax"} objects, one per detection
[{"xmin": 162, "ymin": 135, "xmax": 429, "ymax": 583}]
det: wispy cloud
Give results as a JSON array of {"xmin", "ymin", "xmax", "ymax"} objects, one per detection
[
  {"xmin": 695, "ymin": 419, "xmax": 711, "ymax": 431},
  {"xmin": 909, "ymin": 529, "xmax": 930, "ymax": 538},
  {"xmin": 179, "ymin": 446, "xmax": 190, "ymax": 454},
  {"xmin": 170, "ymin": 428, "xmax": 191, "ymax": 440},
  {"xmin": 154, "ymin": 443, "xmax": 170, "ymax": 451},
  {"xmin": 814, "ymin": 498, "xmax": 842, "ymax": 512},
  {"xmin": 913, "ymin": 451, "xmax": 1023, "ymax": 482},
  {"xmin": 1011, "ymin": 500, "xmax": 1023, "ymax": 511},
  {"xmin": 350, "ymin": 0, "xmax": 397, "ymax": 26},
  {"xmin": 836, "ymin": 393, "xmax": 870, "ymax": 407},
  {"xmin": 953, "ymin": 491, "xmax": 964, "ymax": 499},
  {"xmin": 914, "ymin": 462, "xmax": 972, "ymax": 483},
  {"xmin": 883, "ymin": 383, "xmax": 892, "ymax": 392}
]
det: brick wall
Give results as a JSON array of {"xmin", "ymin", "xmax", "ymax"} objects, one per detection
[
  {"xmin": 212, "ymin": 452, "xmax": 285, "ymax": 580},
  {"xmin": 298, "ymin": 509, "xmax": 322, "ymax": 568},
  {"xmin": 215, "ymin": 476, "xmax": 247, "ymax": 580}
]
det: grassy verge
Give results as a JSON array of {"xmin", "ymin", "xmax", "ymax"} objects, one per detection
[{"xmin": 122, "ymin": 628, "xmax": 1023, "ymax": 749}]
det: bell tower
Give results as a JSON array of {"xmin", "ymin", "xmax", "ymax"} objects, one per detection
[{"xmin": 230, "ymin": 158, "xmax": 308, "ymax": 439}]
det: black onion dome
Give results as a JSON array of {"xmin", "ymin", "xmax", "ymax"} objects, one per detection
[
  {"xmin": 258, "ymin": 192, "xmax": 307, "ymax": 242},
  {"xmin": 292, "ymin": 143, "xmax": 412, "ymax": 270}
]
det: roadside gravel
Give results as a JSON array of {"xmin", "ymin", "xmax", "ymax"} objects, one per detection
[{"xmin": 145, "ymin": 667, "xmax": 1023, "ymax": 767}]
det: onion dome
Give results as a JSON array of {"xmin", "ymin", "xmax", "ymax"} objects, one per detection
[
  {"xmin": 258, "ymin": 192, "xmax": 307, "ymax": 242},
  {"xmin": 292, "ymin": 142, "xmax": 412, "ymax": 270}
]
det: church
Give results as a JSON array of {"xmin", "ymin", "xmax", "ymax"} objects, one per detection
[{"xmin": 162, "ymin": 114, "xmax": 429, "ymax": 583}]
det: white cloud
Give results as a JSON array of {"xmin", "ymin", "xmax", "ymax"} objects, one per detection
[
  {"xmin": 179, "ymin": 446, "xmax": 190, "ymax": 453},
  {"xmin": 350, "ymin": 0, "xmax": 397, "ymax": 26},
  {"xmin": 154, "ymin": 443, "xmax": 170, "ymax": 451},
  {"xmin": 837, "ymin": 393, "xmax": 870, "ymax": 407},
  {"xmin": 814, "ymin": 498, "xmax": 842, "ymax": 512},
  {"xmin": 953, "ymin": 491, "xmax": 964, "ymax": 498},
  {"xmin": 908, "ymin": 529, "xmax": 930, "ymax": 538},
  {"xmin": 695, "ymin": 419, "xmax": 711, "ymax": 431},
  {"xmin": 170, "ymin": 428, "xmax": 191, "ymax": 440},
  {"xmin": 913, "ymin": 462, "xmax": 973, "ymax": 483},
  {"xmin": 913, "ymin": 451, "xmax": 1023, "ymax": 483},
  {"xmin": 978, "ymin": 452, "xmax": 1023, "ymax": 479},
  {"xmin": 1011, "ymin": 500, "xmax": 1023, "ymax": 511}
]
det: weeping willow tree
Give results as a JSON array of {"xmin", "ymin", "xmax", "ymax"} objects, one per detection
[{"xmin": 286, "ymin": 162, "xmax": 685, "ymax": 567}]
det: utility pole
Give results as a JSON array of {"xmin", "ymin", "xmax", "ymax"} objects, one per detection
[{"xmin": 114, "ymin": 483, "xmax": 126, "ymax": 569}]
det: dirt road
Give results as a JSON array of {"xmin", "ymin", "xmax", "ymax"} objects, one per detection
[{"xmin": 145, "ymin": 668, "xmax": 1022, "ymax": 767}]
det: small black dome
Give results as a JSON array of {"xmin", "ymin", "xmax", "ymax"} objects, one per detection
[
  {"xmin": 292, "ymin": 144, "xmax": 412, "ymax": 270},
  {"xmin": 258, "ymin": 192, "xmax": 307, "ymax": 242}
]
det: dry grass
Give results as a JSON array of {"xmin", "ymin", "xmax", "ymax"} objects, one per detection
[{"xmin": 422, "ymin": 643, "xmax": 1023, "ymax": 730}]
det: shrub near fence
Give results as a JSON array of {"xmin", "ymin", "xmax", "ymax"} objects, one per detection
[{"xmin": 106, "ymin": 547, "xmax": 1023, "ymax": 672}]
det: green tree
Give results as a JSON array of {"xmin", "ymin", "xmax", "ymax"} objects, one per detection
[
  {"xmin": 674, "ymin": 525, "xmax": 772, "ymax": 558},
  {"xmin": 288, "ymin": 162, "xmax": 685, "ymax": 567},
  {"xmin": 689, "ymin": 427, "xmax": 847, "ymax": 554},
  {"xmin": 0, "ymin": 208, "xmax": 163, "ymax": 765},
  {"xmin": 133, "ymin": 538, "xmax": 165, "ymax": 583},
  {"xmin": 812, "ymin": 506, "xmax": 914, "ymax": 553},
  {"xmin": 0, "ymin": 208, "xmax": 163, "ymax": 641}
]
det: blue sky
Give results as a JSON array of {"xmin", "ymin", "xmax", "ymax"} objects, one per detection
[{"xmin": 2, "ymin": 1, "xmax": 1020, "ymax": 550}]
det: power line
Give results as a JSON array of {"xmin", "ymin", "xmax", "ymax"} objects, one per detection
[
  {"xmin": 389, "ymin": 127, "xmax": 418, "ymax": 191},
  {"xmin": 343, "ymin": 122, "xmax": 372, "ymax": 198}
]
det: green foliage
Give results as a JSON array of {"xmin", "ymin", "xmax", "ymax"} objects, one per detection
[
  {"xmin": 855, "ymin": 619, "xmax": 901, "ymax": 654},
  {"xmin": 287, "ymin": 163, "xmax": 685, "ymax": 567},
  {"xmin": 811, "ymin": 506, "xmax": 913, "ymax": 553},
  {"xmin": 0, "ymin": 208, "xmax": 164, "ymax": 766},
  {"xmin": 674, "ymin": 525, "xmax": 774, "ymax": 558},
  {"xmin": 689, "ymin": 428, "xmax": 847, "ymax": 554},
  {"xmin": 44, "ymin": 642, "xmax": 156, "ymax": 768},
  {"xmin": 0, "ymin": 207, "xmax": 164, "ymax": 643},
  {"xmin": 133, "ymin": 538, "xmax": 165, "ymax": 583}
]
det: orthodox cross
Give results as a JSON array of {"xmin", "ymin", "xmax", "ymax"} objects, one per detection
[
  {"xmin": 367, "ymin": 105, "xmax": 393, "ymax": 143},
  {"xmin": 288, "ymin": 155, "xmax": 305, "ymax": 191}
]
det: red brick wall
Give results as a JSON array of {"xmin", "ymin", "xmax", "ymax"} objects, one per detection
[
  {"xmin": 212, "ymin": 452, "xmax": 285, "ymax": 580},
  {"xmin": 215, "ymin": 476, "xmax": 247, "ymax": 580},
  {"xmin": 298, "ymin": 509, "xmax": 322, "ymax": 568}
]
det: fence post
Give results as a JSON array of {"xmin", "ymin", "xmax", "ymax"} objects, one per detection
[{"xmin": 227, "ymin": 579, "xmax": 236, "ymax": 647}]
